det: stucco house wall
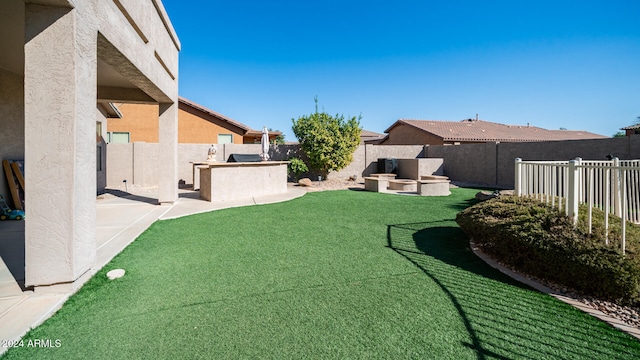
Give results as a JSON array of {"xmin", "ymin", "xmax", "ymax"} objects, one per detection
[
  {"xmin": 382, "ymin": 124, "xmax": 445, "ymax": 145},
  {"xmin": 0, "ymin": 0, "xmax": 180, "ymax": 291}
]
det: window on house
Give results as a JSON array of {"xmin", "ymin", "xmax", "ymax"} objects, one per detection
[
  {"xmin": 108, "ymin": 132, "xmax": 130, "ymax": 143},
  {"xmin": 218, "ymin": 134, "xmax": 233, "ymax": 144}
]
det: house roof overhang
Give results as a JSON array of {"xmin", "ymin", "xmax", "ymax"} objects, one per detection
[{"xmin": 178, "ymin": 97, "xmax": 251, "ymax": 134}]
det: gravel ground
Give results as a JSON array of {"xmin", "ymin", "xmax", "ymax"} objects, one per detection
[
  {"xmin": 289, "ymin": 178, "xmax": 364, "ymax": 192},
  {"xmin": 509, "ymin": 265, "xmax": 640, "ymax": 329}
]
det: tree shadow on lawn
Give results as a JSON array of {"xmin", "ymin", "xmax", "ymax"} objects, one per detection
[
  {"xmin": 446, "ymin": 197, "xmax": 481, "ymax": 212},
  {"xmin": 387, "ymin": 221, "xmax": 640, "ymax": 360}
]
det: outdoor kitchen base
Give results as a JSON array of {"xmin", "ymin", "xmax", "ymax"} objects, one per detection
[{"xmin": 199, "ymin": 161, "xmax": 289, "ymax": 202}]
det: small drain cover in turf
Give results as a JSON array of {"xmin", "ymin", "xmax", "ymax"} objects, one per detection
[{"xmin": 106, "ymin": 269, "xmax": 125, "ymax": 280}]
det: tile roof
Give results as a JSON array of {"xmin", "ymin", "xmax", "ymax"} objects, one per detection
[
  {"xmin": 244, "ymin": 129, "xmax": 282, "ymax": 137},
  {"xmin": 386, "ymin": 119, "xmax": 606, "ymax": 142},
  {"xmin": 360, "ymin": 129, "xmax": 386, "ymax": 144},
  {"xmin": 361, "ymin": 129, "xmax": 385, "ymax": 138},
  {"xmin": 621, "ymin": 124, "xmax": 640, "ymax": 130},
  {"xmin": 178, "ymin": 96, "xmax": 251, "ymax": 132}
]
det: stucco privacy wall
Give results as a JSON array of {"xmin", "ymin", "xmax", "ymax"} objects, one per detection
[
  {"xmin": 0, "ymin": 68, "xmax": 24, "ymax": 203},
  {"xmin": 426, "ymin": 142, "xmax": 498, "ymax": 186},
  {"xmin": 396, "ymin": 158, "xmax": 445, "ymax": 180},
  {"xmin": 107, "ymin": 143, "xmax": 426, "ymax": 187},
  {"xmin": 19, "ymin": 0, "xmax": 179, "ymax": 289},
  {"xmin": 426, "ymin": 136, "xmax": 640, "ymax": 188}
]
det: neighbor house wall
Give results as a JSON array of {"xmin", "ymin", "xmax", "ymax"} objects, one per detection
[
  {"xmin": 0, "ymin": 68, "xmax": 24, "ymax": 204},
  {"xmin": 382, "ymin": 124, "xmax": 444, "ymax": 145},
  {"xmin": 106, "ymin": 102, "xmax": 246, "ymax": 144},
  {"xmin": 178, "ymin": 103, "xmax": 245, "ymax": 144},
  {"xmin": 107, "ymin": 103, "xmax": 160, "ymax": 142}
]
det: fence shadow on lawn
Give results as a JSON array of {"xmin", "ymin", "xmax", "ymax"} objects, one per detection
[{"xmin": 386, "ymin": 220, "xmax": 639, "ymax": 359}]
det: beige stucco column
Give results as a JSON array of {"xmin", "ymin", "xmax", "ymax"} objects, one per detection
[
  {"xmin": 24, "ymin": 4, "xmax": 97, "ymax": 290},
  {"xmin": 158, "ymin": 102, "xmax": 178, "ymax": 203}
]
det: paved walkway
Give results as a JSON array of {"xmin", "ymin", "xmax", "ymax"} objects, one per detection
[{"xmin": 0, "ymin": 187, "xmax": 305, "ymax": 355}]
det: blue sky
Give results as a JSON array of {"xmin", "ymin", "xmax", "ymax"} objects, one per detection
[{"xmin": 163, "ymin": 0, "xmax": 640, "ymax": 141}]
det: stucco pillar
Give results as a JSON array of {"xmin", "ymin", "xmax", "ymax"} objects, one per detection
[
  {"xmin": 158, "ymin": 102, "xmax": 178, "ymax": 203},
  {"xmin": 24, "ymin": 4, "xmax": 96, "ymax": 290}
]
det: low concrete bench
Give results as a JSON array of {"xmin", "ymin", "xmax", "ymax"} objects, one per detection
[
  {"xmin": 420, "ymin": 175, "xmax": 449, "ymax": 181},
  {"xmin": 369, "ymin": 173, "xmax": 397, "ymax": 180},
  {"xmin": 388, "ymin": 179, "xmax": 417, "ymax": 191},
  {"xmin": 364, "ymin": 177, "xmax": 388, "ymax": 192},
  {"xmin": 417, "ymin": 179, "xmax": 451, "ymax": 196}
]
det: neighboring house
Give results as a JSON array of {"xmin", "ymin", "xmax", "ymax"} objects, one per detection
[
  {"xmin": 361, "ymin": 129, "xmax": 386, "ymax": 144},
  {"xmin": 621, "ymin": 124, "xmax": 640, "ymax": 136},
  {"xmin": 0, "ymin": 0, "xmax": 179, "ymax": 291},
  {"xmin": 107, "ymin": 97, "xmax": 281, "ymax": 145},
  {"xmin": 284, "ymin": 129, "xmax": 384, "ymax": 145},
  {"xmin": 380, "ymin": 119, "xmax": 607, "ymax": 145}
]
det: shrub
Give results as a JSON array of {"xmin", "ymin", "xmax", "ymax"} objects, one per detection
[
  {"xmin": 291, "ymin": 98, "xmax": 361, "ymax": 177},
  {"xmin": 287, "ymin": 158, "xmax": 308, "ymax": 181},
  {"xmin": 456, "ymin": 196, "xmax": 640, "ymax": 306}
]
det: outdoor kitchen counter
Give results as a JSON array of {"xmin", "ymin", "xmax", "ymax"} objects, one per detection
[{"xmin": 199, "ymin": 161, "xmax": 289, "ymax": 202}]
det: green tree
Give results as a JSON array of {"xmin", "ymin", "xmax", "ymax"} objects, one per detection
[
  {"xmin": 268, "ymin": 128, "xmax": 285, "ymax": 145},
  {"xmin": 291, "ymin": 99, "xmax": 361, "ymax": 177},
  {"xmin": 612, "ymin": 131, "xmax": 626, "ymax": 138}
]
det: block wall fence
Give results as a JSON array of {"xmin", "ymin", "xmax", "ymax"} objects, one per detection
[
  {"xmin": 426, "ymin": 136, "xmax": 640, "ymax": 188},
  {"xmin": 104, "ymin": 143, "xmax": 427, "ymax": 189},
  {"xmin": 104, "ymin": 136, "xmax": 640, "ymax": 190}
]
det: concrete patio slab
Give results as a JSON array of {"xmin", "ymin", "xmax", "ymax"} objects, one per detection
[{"xmin": 0, "ymin": 293, "xmax": 68, "ymax": 350}]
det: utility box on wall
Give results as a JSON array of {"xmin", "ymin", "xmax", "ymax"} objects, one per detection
[{"xmin": 377, "ymin": 158, "xmax": 397, "ymax": 174}]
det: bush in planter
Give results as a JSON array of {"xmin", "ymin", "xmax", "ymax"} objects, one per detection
[{"xmin": 456, "ymin": 195, "xmax": 640, "ymax": 306}]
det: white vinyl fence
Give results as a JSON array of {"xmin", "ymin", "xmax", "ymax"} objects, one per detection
[{"xmin": 514, "ymin": 157, "xmax": 640, "ymax": 254}]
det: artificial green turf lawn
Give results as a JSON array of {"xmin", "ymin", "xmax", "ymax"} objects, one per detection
[{"xmin": 4, "ymin": 188, "xmax": 640, "ymax": 359}]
